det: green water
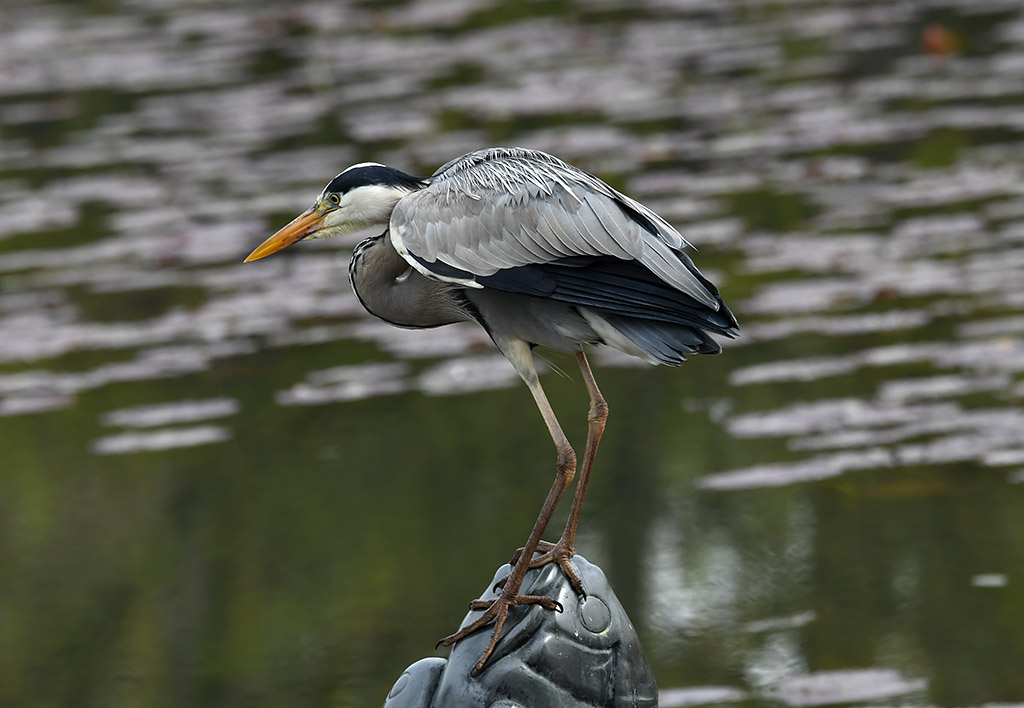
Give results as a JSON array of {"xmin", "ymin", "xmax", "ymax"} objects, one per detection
[{"xmin": 2, "ymin": 0, "xmax": 1024, "ymax": 706}]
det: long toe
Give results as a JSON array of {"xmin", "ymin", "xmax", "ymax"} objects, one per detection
[
  {"xmin": 556, "ymin": 554, "xmax": 583, "ymax": 595},
  {"xmin": 508, "ymin": 539, "xmax": 584, "ymax": 595},
  {"xmin": 507, "ymin": 539, "xmax": 556, "ymax": 567},
  {"xmin": 438, "ymin": 591, "xmax": 563, "ymax": 671},
  {"xmin": 495, "ymin": 540, "xmax": 576, "ymax": 592},
  {"xmin": 437, "ymin": 604, "xmax": 497, "ymax": 648}
]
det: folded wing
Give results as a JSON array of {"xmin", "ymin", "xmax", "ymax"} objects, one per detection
[{"xmin": 389, "ymin": 147, "xmax": 721, "ymax": 311}]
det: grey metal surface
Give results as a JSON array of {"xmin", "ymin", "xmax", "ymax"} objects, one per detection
[{"xmin": 383, "ymin": 554, "xmax": 657, "ymax": 708}]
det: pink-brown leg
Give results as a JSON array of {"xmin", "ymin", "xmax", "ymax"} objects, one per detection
[
  {"xmin": 515, "ymin": 351, "xmax": 607, "ymax": 594},
  {"xmin": 438, "ymin": 341, "xmax": 576, "ymax": 671}
]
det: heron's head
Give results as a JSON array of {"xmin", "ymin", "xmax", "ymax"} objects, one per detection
[{"xmin": 244, "ymin": 163, "xmax": 424, "ymax": 262}]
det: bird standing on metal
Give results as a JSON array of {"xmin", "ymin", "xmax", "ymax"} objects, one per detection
[{"xmin": 245, "ymin": 147, "xmax": 738, "ymax": 671}]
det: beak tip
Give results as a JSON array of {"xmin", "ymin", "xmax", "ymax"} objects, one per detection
[{"xmin": 243, "ymin": 206, "xmax": 324, "ymax": 264}]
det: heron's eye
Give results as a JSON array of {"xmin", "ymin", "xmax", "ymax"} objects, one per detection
[{"xmin": 328, "ymin": 193, "xmax": 340, "ymax": 205}]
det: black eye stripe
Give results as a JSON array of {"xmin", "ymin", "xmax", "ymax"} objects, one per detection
[{"xmin": 325, "ymin": 166, "xmax": 425, "ymax": 194}]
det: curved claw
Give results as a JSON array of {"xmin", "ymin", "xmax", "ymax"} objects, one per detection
[
  {"xmin": 439, "ymin": 539, "xmax": 584, "ymax": 671},
  {"xmin": 509, "ymin": 543, "xmax": 585, "ymax": 596},
  {"xmin": 496, "ymin": 540, "xmax": 574, "ymax": 594},
  {"xmin": 438, "ymin": 592, "xmax": 564, "ymax": 671}
]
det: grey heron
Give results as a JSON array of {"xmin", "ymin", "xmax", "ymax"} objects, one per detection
[{"xmin": 245, "ymin": 147, "xmax": 738, "ymax": 670}]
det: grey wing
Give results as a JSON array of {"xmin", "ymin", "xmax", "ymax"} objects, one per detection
[{"xmin": 389, "ymin": 147, "xmax": 719, "ymax": 310}]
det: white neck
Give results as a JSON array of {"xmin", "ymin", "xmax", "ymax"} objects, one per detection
[{"xmin": 318, "ymin": 184, "xmax": 418, "ymax": 237}]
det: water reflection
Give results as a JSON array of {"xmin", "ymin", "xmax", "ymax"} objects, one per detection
[
  {"xmin": 771, "ymin": 669, "xmax": 928, "ymax": 706},
  {"xmin": 2, "ymin": 0, "xmax": 1024, "ymax": 706},
  {"xmin": 92, "ymin": 424, "xmax": 232, "ymax": 454}
]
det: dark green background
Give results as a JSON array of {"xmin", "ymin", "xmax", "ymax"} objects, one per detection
[{"xmin": 1, "ymin": 0, "xmax": 1023, "ymax": 706}]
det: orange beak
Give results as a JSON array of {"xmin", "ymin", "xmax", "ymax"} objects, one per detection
[{"xmin": 244, "ymin": 206, "xmax": 327, "ymax": 262}]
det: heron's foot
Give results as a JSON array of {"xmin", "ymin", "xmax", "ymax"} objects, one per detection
[
  {"xmin": 501, "ymin": 538, "xmax": 583, "ymax": 596},
  {"xmin": 437, "ymin": 588, "xmax": 562, "ymax": 672},
  {"xmin": 506, "ymin": 539, "xmax": 555, "ymax": 566}
]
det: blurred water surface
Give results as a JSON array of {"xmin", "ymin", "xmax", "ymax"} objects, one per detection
[{"xmin": 2, "ymin": 0, "xmax": 1024, "ymax": 706}]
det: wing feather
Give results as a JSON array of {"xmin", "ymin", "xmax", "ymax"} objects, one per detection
[
  {"xmin": 585, "ymin": 194, "xmax": 634, "ymax": 252},
  {"xmin": 389, "ymin": 147, "xmax": 718, "ymax": 308},
  {"xmin": 537, "ymin": 199, "xmax": 589, "ymax": 256}
]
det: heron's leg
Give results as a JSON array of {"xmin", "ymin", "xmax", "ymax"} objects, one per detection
[
  {"xmin": 510, "ymin": 350, "xmax": 607, "ymax": 594},
  {"xmin": 560, "ymin": 350, "xmax": 607, "ymax": 549},
  {"xmin": 438, "ymin": 340, "xmax": 576, "ymax": 672}
]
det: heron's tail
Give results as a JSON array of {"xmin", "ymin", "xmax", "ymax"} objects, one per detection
[{"xmin": 596, "ymin": 314, "xmax": 721, "ymax": 366}]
